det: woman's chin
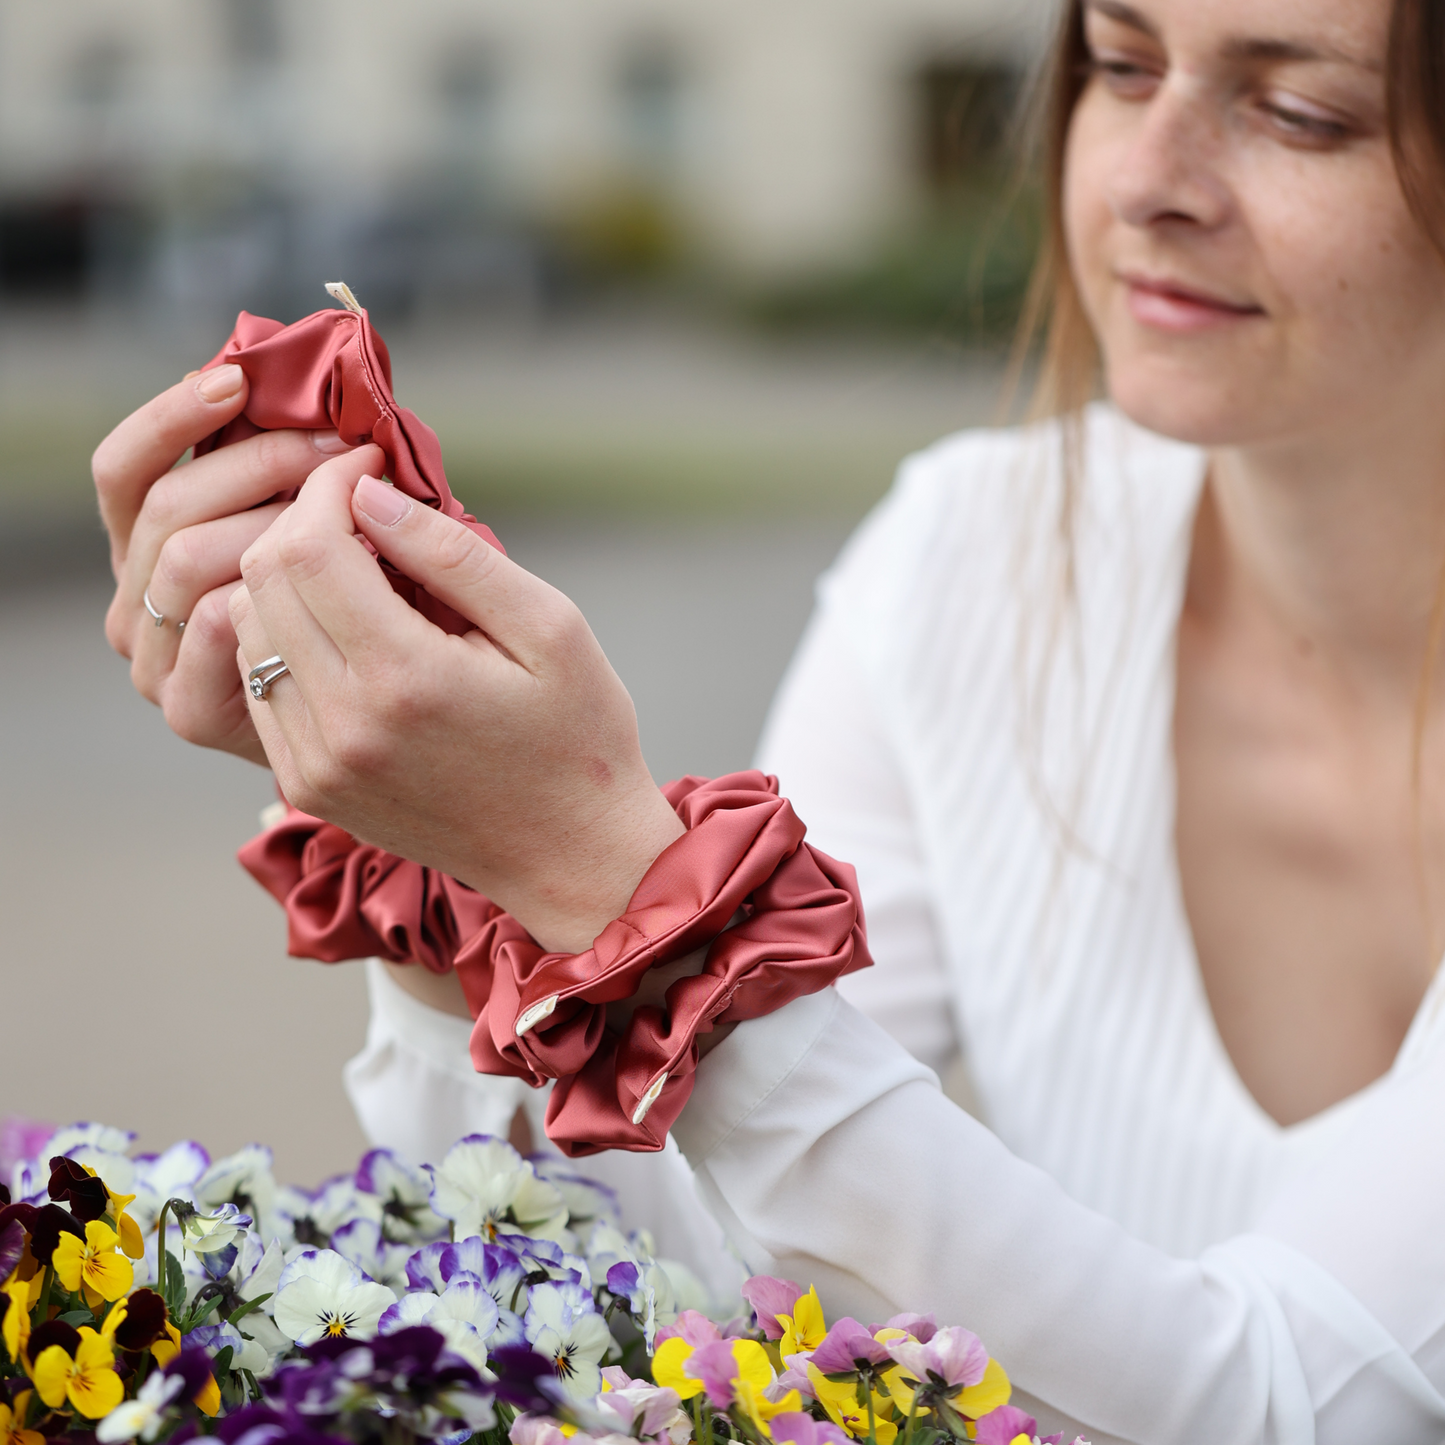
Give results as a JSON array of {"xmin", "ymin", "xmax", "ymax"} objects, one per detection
[{"xmin": 1104, "ymin": 363, "xmax": 1277, "ymax": 450}]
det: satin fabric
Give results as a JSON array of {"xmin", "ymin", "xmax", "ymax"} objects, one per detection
[
  {"xmin": 196, "ymin": 305, "xmax": 503, "ymax": 636},
  {"xmin": 240, "ymin": 772, "xmax": 872, "ymax": 1155},
  {"xmin": 465, "ymin": 772, "xmax": 872, "ymax": 1156},
  {"xmin": 238, "ymin": 809, "xmax": 495, "ymax": 979}
]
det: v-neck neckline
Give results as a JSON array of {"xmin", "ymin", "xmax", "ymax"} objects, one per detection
[{"xmin": 1156, "ymin": 454, "xmax": 1445, "ymax": 1139}]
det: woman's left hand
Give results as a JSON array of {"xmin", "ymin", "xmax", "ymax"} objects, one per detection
[{"xmin": 231, "ymin": 460, "xmax": 684, "ymax": 955}]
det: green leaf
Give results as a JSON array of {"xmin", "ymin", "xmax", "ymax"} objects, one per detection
[
  {"xmin": 56, "ymin": 1309, "xmax": 94, "ymax": 1326},
  {"xmin": 211, "ymin": 1344, "xmax": 234, "ymax": 1378},
  {"xmin": 183, "ymin": 1294, "xmax": 223, "ymax": 1332},
  {"xmin": 225, "ymin": 1292, "xmax": 272, "ymax": 1327},
  {"xmin": 163, "ymin": 1250, "xmax": 187, "ymax": 1316}
]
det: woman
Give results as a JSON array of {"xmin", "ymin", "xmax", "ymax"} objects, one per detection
[{"xmin": 94, "ymin": 0, "xmax": 1445, "ymax": 1436}]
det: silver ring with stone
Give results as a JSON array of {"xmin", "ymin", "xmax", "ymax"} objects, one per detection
[{"xmin": 247, "ymin": 656, "xmax": 290, "ymax": 702}]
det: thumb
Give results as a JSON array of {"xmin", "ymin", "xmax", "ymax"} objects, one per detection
[{"xmin": 351, "ymin": 474, "xmax": 573, "ymax": 667}]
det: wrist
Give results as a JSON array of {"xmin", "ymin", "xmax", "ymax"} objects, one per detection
[{"xmin": 474, "ymin": 784, "xmax": 685, "ymax": 954}]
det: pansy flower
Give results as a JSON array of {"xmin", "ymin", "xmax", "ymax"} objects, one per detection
[
  {"xmin": 0, "ymin": 1391, "xmax": 42, "ymax": 1445},
  {"xmin": 273, "ymin": 1250, "xmax": 396, "ymax": 1347},
  {"xmin": 354, "ymin": 1149, "xmax": 446, "ymax": 1244},
  {"xmin": 52, "ymin": 1219, "xmax": 133, "ymax": 1306},
  {"xmin": 523, "ymin": 1280, "xmax": 612, "ymax": 1401},
  {"xmin": 31, "ymin": 1323, "xmax": 124, "ymax": 1419},
  {"xmin": 426, "ymin": 1137, "xmax": 568, "ymax": 1245},
  {"xmin": 883, "ymin": 1326, "xmax": 1011, "ymax": 1426}
]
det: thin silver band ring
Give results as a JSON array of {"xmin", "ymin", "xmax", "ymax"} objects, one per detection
[
  {"xmin": 143, "ymin": 586, "xmax": 187, "ymax": 632},
  {"xmin": 247, "ymin": 655, "xmax": 290, "ymax": 702}
]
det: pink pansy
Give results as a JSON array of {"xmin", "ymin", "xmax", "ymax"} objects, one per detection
[
  {"xmin": 740, "ymin": 1275, "xmax": 803, "ymax": 1342},
  {"xmin": 509, "ymin": 1416, "xmax": 574, "ymax": 1445},
  {"xmin": 767, "ymin": 1366, "xmax": 815, "ymax": 1402},
  {"xmin": 810, "ymin": 1318, "xmax": 892, "ymax": 1374},
  {"xmin": 885, "ymin": 1326, "xmax": 989, "ymax": 1390},
  {"xmin": 875, "ymin": 1312, "xmax": 937, "ymax": 1343},
  {"xmin": 687, "ymin": 1339, "xmax": 745, "ymax": 1407},
  {"xmin": 596, "ymin": 1381, "xmax": 685, "ymax": 1440},
  {"xmin": 975, "ymin": 1405, "xmax": 1040, "ymax": 1444},
  {"xmin": 766, "ymin": 1413, "xmax": 852, "ymax": 1445},
  {"xmin": 654, "ymin": 1309, "xmax": 724, "ymax": 1350}
]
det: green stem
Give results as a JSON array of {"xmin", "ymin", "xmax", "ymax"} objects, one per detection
[
  {"xmin": 902, "ymin": 1396, "xmax": 919, "ymax": 1445},
  {"xmin": 865, "ymin": 1385, "xmax": 878, "ymax": 1445},
  {"xmin": 31, "ymin": 1266, "xmax": 52, "ymax": 1326},
  {"xmin": 155, "ymin": 1201, "xmax": 173, "ymax": 1306}
]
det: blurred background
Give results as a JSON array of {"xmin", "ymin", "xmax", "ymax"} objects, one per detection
[{"xmin": 0, "ymin": 0, "xmax": 1048, "ymax": 1182}]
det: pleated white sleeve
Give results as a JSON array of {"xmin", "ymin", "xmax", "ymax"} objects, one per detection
[{"xmin": 674, "ymin": 986, "xmax": 1445, "ymax": 1445}]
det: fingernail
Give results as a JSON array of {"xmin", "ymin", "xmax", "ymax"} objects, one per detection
[
  {"xmin": 355, "ymin": 474, "xmax": 410, "ymax": 526},
  {"xmin": 197, "ymin": 364, "xmax": 244, "ymax": 403},
  {"xmin": 310, "ymin": 429, "xmax": 350, "ymax": 454}
]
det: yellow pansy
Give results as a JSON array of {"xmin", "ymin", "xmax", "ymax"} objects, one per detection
[
  {"xmin": 194, "ymin": 1372, "xmax": 221, "ymax": 1418},
  {"xmin": 33, "ymin": 1327, "xmax": 124, "ymax": 1419},
  {"xmin": 52, "ymin": 1221, "xmax": 132, "ymax": 1308},
  {"xmin": 2, "ymin": 1276, "xmax": 31, "ymax": 1365},
  {"xmin": 883, "ymin": 1357, "xmax": 1011, "ymax": 1423},
  {"xmin": 778, "ymin": 1287, "xmax": 827, "ymax": 1360},
  {"xmin": 652, "ymin": 1337, "xmax": 707, "ymax": 1400},
  {"xmin": 735, "ymin": 1376, "xmax": 803, "ymax": 1438},
  {"xmin": 150, "ymin": 1321, "xmax": 182, "ymax": 1367},
  {"xmin": 0, "ymin": 1392, "xmax": 44, "ymax": 1445},
  {"xmin": 808, "ymin": 1364, "xmax": 898, "ymax": 1445},
  {"xmin": 102, "ymin": 1186, "xmax": 145, "ymax": 1261},
  {"xmin": 951, "ymin": 1358, "xmax": 1011, "ymax": 1420}
]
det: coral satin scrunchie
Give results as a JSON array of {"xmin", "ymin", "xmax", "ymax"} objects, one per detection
[
  {"xmin": 195, "ymin": 291, "xmax": 503, "ymax": 637},
  {"xmin": 464, "ymin": 772, "xmax": 872, "ymax": 1156},
  {"xmin": 240, "ymin": 772, "xmax": 872, "ymax": 1156}
]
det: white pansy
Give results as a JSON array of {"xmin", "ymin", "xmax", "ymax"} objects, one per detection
[
  {"xmin": 427, "ymin": 1136, "xmax": 568, "ymax": 1244},
  {"xmin": 46, "ymin": 1123, "xmax": 136, "ymax": 1158},
  {"xmin": 276, "ymin": 1174, "xmax": 382, "ymax": 1249},
  {"xmin": 355, "ymin": 1148, "xmax": 447, "ymax": 1243},
  {"xmin": 179, "ymin": 1202, "xmax": 251, "ymax": 1256},
  {"xmin": 194, "ymin": 1144, "xmax": 278, "ymax": 1237},
  {"xmin": 273, "ymin": 1249, "xmax": 396, "ymax": 1346},
  {"xmin": 130, "ymin": 1141, "xmax": 210, "ymax": 1233},
  {"xmin": 330, "ymin": 1218, "xmax": 412, "ymax": 1295},
  {"xmin": 523, "ymin": 1281, "xmax": 612, "ymax": 1402},
  {"xmin": 379, "ymin": 1273, "xmax": 500, "ymax": 1372},
  {"xmin": 95, "ymin": 1368, "xmax": 186, "ymax": 1443}
]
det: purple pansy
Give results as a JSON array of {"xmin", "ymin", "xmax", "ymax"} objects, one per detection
[{"xmin": 810, "ymin": 1318, "xmax": 893, "ymax": 1374}]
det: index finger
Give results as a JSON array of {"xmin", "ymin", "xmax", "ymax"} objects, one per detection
[{"xmin": 92, "ymin": 364, "xmax": 249, "ymax": 562}]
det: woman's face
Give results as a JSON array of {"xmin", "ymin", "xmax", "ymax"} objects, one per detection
[{"xmin": 1064, "ymin": 0, "xmax": 1445, "ymax": 450}]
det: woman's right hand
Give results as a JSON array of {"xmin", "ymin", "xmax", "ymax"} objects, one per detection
[{"xmin": 93, "ymin": 364, "xmax": 355, "ymax": 764}]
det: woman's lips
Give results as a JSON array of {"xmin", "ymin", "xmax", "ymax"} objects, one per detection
[{"xmin": 1121, "ymin": 274, "xmax": 1265, "ymax": 333}]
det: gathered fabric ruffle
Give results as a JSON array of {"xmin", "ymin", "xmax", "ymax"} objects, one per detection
[
  {"xmin": 239, "ymin": 773, "xmax": 871, "ymax": 1156},
  {"xmin": 195, "ymin": 302, "xmax": 503, "ymax": 636}
]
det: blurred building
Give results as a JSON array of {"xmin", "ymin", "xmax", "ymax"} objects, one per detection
[{"xmin": 0, "ymin": 0, "xmax": 1046, "ymax": 316}]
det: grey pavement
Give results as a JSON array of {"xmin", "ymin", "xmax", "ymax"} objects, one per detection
[{"xmin": 0, "ymin": 516, "xmax": 852, "ymax": 1185}]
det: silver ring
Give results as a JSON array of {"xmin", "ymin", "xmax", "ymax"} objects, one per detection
[
  {"xmin": 143, "ymin": 588, "xmax": 166, "ymax": 628},
  {"xmin": 247, "ymin": 655, "xmax": 290, "ymax": 702}
]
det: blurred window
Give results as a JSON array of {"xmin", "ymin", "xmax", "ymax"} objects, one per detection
[
  {"xmin": 918, "ymin": 62, "xmax": 1019, "ymax": 187},
  {"xmin": 436, "ymin": 46, "xmax": 504, "ymax": 198},
  {"xmin": 0, "ymin": 201, "xmax": 88, "ymax": 297},
  {"xmin": 222, "ymin": 0, "xmax": 283, "ymax": 68},
  {"xmin": 618, "ymin": 43, "xmax": 685, "ymax": 178},
  {"xmin": 70, "ymin": 39, "xmax": 128, "ymax": 111}
]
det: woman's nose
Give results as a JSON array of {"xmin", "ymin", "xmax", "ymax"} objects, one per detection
[{"xmin": 1105, "ymin": 80, "xmax": 1231, "ymax": 233}]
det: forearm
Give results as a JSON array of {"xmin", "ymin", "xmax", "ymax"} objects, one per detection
[{"xmin": 677, "ymin": 990, "xmax": 1443, "ymax": 1445}]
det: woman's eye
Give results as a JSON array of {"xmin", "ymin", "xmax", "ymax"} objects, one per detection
[
  {"xmin": 1086, "ymin": 54, "xmax": 1161, "ymax": 98},
  {"xmin": 1259, "ymin": 99, "xmax": 1352, "ymax": 145}
]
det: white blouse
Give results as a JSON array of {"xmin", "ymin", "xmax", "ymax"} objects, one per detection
[{"xmin": 347, "ymin": 405, "xmax": 1445, "ymax": 1444}]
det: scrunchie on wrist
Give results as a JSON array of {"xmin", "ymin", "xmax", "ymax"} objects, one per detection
[
  {"xmin": 460, "ymin": 771, "xmax": 871, "ymax": 1155},
  {"xmin": 238, "ymin": 772, "xmax": 871, "ymax": 1156}
]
